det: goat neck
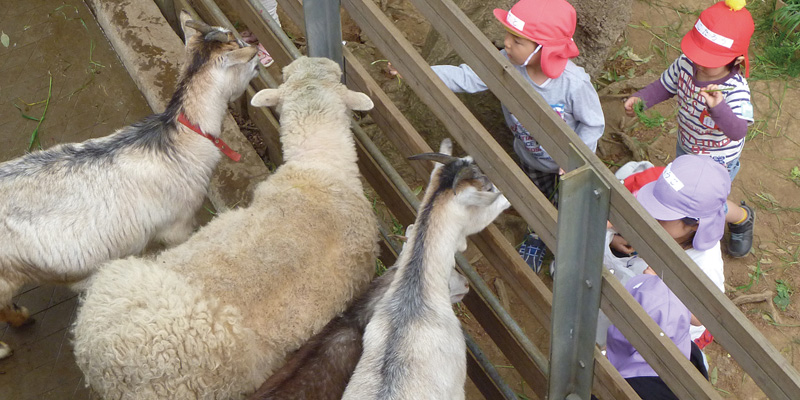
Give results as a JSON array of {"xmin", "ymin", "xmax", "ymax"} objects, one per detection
[{"xmin": 169, "ymin": 26, "xmax": 258, "ymax": 138}]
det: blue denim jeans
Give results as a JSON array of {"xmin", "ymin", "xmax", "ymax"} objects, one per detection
[{"xmin": 675, "ymin": 145, "xmax": 740, "ymax": 182}]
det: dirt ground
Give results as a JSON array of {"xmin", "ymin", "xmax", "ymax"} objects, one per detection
[
  {"xmin": 301, "ymin": 0, "xmax": 800, "ymax": 398},
  {"xmin": 604, "ymin": 1, "xmax": 800, "ymax": 398},
  {"xmin": 0, "ymin": 1, "xmax": 152, "ymax": 398}
]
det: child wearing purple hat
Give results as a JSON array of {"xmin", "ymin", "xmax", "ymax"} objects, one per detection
[
  {"xmin": 636, "ymin": 154, "xmax": 730, "ymax": 344},
  {"xmin": 606, "ymin": 270, "xmax": 708, "ymax": 400}
]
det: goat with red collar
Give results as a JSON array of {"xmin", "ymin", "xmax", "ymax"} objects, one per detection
[{"xmin": 0, "ymin": 12, "xmax": 257, "ymax": 360}]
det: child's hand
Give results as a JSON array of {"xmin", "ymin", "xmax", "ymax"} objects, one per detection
[
  {"xmin": 610, "ymin": 233, "xmax": 635, "ymax": 255},
  {"xmin": 387, "ymin": 62, "xmax": 402, "ymax": 79},
  {"xmin": 623, "ymin": 96, "xmax": 640, "ymax": 117},
  {"xmin": 699, "ymin": 84, "xmax": 724, "ymax": 108}
]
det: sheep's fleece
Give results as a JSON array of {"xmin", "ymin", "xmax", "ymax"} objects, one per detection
[{"xmin": 73, "ymin": 56, "xmax": 379, "ymax": 399}]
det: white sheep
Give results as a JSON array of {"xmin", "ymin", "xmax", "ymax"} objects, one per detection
[
  {"xmin": 250, "ymin": 267, "xmax": 469, "ymax": 400},
  {"xmin": 342, "ymin": 139, "xmax": 511, "ymax": 400},
  {"xmin": 72, "ymin": 56, "xmax": 379, "ymax": 399},
  {"xmin": 0, "ymin": 13, "xmax": 258, "ymax": 359}
]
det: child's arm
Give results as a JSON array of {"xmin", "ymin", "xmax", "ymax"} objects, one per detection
[
  {"xmin": 623, "ymin": 80, "xmax": 674, "ymax": 117},
  {"xmin": 571, "ymin": 81, "xmax": 605, "ymax": 152},
  {"xmin": 623, "ymin": 55, "xmax": 685, "ymax": 116},
  {"xmin": 700, "ymin": 84, "xmax": 749, "ymax": 141},
  {"xmin": 431, "ymin": 64, "xmax": 489, "ymax": 94}
]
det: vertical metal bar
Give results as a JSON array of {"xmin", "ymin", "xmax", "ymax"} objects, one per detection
[
  {"xmin": 549, "ymin": 164, "xmax": 610, "ymax": 399},
  {"xmin": 303, "ymin": 0, "xmax": 344, "ymax": 73},
  {"xmin": 465, "ymin": 333, "xmax": 520, "ymax": 400}
]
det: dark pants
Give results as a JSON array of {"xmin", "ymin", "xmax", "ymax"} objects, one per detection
[
  {"xmin": 593, "ymin": 342, "xmax": 708, "ymax": 400},
  {"xmin": 521, "ymin": 164, "xmax": 559, "ymax": 206}
]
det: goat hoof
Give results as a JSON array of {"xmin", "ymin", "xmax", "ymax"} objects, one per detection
[{"xmin": 0, "ymin": 342, "xmax": 11, "ymax": 360}]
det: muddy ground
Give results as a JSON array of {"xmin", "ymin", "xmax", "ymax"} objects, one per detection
[{"xmin": 276, "ymin": 0, "xmax": 800, "ymax": 398}]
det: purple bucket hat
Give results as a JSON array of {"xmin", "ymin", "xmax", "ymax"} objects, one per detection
[{"xmin": 637, "ymin": 155, "xmax": 731, "ymax": 251}]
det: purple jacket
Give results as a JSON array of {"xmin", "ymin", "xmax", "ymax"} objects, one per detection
[{"xmin": 606, "ymin": 274, "xmax": 692, "ymax": 378}]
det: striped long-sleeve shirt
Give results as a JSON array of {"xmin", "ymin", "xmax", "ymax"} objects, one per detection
[{"xmin": 636, "ymin": 54, "xmax": 753, "ymax": 165}]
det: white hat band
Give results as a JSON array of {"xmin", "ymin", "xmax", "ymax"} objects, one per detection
[
  {"xmin": 694, "ymin": 19, "xmax": 733, "ymax": 48},
  {"xmin": 506, "ymin": 10, "xmax": 525, "ymax": 31},
  {"xmin": 662, "ymin": 163, "xmax": 684, "ymax": 192}
]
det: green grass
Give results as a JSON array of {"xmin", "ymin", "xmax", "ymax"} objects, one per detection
[
  {"xmin": 735, "ymin": 259, "xmax": 765, "ymax": 292},
  {"xmin": 743, "ymin": 189, "xmax": 800, "ymax": 214},
  {"xmin": 749, "ymin": 0, "xmax": 800, "ymax": 79},
  {"xmin": 15, "ymin": 72, "xmax": 54, "ymax": 151},
  {"xmin": 633, "ymin": 100, "xmax": 666, "ymax": 128},
  {"xmin": 628, "ymin": 0, "xmax": 800, "ymax": 80}
]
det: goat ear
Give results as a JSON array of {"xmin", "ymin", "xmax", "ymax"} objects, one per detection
[
  {"xmin": 224, "ymin": 46, "xmax": 258, "ymax": 67},
  {"xmin": 251, "ymin": 89, "xmax": 281, "ymax": 107},
  {"xmin": 343, "ymin": 90, "xmax": 374, "ymax": 111},
  {"xmin": 179, "ymin": 11, "xmax": 198, "ymax": 44},
  {"xmin": 438, "ymin": 138, "xmax": 453, "ymax": 156}
]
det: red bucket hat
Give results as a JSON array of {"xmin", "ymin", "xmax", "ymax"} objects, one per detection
[
  {"xmin": 681, "ymin": 0, "xmax": 754, "ymax": 77},
  {"xmin": 493, "ymin": 0, "xmax": 580, "ymax": 79}
]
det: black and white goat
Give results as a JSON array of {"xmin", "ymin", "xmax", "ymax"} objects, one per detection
[
  {"xmin": 0, "ymin": 12, "xmax": 257, "ymax": 359},
  {"xmin": 342, "ymin": 139, "xmax": 510, "ymax": 400},
  {"xmin": 250, "ymin": 267, "xmax": 469, "ymax": 400}
]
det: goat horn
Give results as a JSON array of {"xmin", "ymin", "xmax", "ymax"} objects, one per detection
[
  {"xmin": 407, "ymin": 152, "xmax": 457, "ymax": 165},
  {"xmin": 185, "ymin": 20, "xmax": 214, "ymax": 35},
  {"xmin": 207, "ymin": 31, "xmax": 231, "ymax": 43}
]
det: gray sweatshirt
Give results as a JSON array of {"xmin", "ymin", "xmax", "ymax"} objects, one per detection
[{"xmin": 432, "ymin": 51, "xmax": 605, "ymax": 173}]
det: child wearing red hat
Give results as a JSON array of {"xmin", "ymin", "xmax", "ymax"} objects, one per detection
[
  {"xmin": 623, "ymin": 0, "xmax": 755, "ymax": 259},
  {"xmin": 430, "ymin": 0, "xmax": 605, "ymax": 272}
]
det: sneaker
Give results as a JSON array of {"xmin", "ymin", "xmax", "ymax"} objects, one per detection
[
  {"xmin": 518, "ymin": 233, "xmax": 546, "ymax": 274},
  {"xmin": 256, "ymin": 43, "xmax": 274, "ymax": 67},
  {"xmin": 727, "ymin": 201, "xmax": 754, "ymax": 258}
]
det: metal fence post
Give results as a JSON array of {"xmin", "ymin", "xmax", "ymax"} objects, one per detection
[
  {"xmin": 549, "ymin": 165, "xmax": 610, "ymax": 399},
  {"xmin": 302, "ymin": 0, "xmax": 344, "ymax": 74}
]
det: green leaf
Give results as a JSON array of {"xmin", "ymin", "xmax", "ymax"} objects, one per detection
[
  {"xmin": 774, "ymin": 294, "xmax": 791, "ymax": 311},
  {"xmin": 710, "ymin": 366, "xmax": 718, "ymax": 385},
  {"xmin": 774, "ymin": 279, "xmax": 792, "ymax": 311},
  {"xmin": 1, "ymin": 32, "xmax": 9, "ymax": 48},
  {"xmin": 790, "ymin": 166, "xmax": 800, "ymax": 180}
]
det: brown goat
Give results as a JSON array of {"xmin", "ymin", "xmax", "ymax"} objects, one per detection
[{"xmin": 250, "ymin": 267, "xmax": 469, "ymax": 400}]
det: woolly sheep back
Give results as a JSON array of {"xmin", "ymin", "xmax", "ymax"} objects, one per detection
[{"xmin": 73, "ymin": 56, "xmax": 379, "ymax": 399}]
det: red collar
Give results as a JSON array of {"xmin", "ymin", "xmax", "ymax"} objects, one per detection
[{"xmin": 178, "ymin": 113, "xmax": 241, "ymax": 162}]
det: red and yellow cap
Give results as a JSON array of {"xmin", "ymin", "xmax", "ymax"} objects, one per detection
[{"xmin": 681, "ymin": 0, "xmax": 754, "ymax": 77}]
